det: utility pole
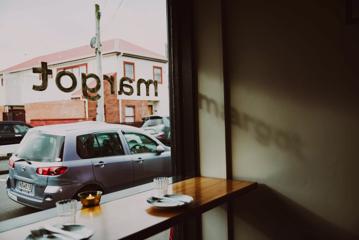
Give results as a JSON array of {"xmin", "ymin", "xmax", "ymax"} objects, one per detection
[{"xmin": 95, "ymin": 3, "xmax": 105, "ymax": 122}]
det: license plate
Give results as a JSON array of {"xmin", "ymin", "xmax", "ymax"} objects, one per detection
[{"xmin": 16, "ymin": 181, "xmax": 33, "ymax": 194}]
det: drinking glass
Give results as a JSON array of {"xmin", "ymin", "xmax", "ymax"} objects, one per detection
[
  {"xmin": 56, "ymin": 199, "xmax": 77, "ymax": 224},
  {"xmin": 153, "ymin": 177, "xmax": 170, "ymax": 197}
]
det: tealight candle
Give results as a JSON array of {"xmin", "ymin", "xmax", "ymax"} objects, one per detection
[{"xmin": 86, "ymin": 194, "xmax": 95, "ymax": 200}]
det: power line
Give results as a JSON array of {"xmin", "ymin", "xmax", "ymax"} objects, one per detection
[{"xmin": 102, "ymin": 0, "xmax": 125, "ymax": 34}]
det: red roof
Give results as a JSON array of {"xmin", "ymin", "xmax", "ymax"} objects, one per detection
[{"xmin": 2, "ymin": 39, "xmax": 166, "ymax": 73}]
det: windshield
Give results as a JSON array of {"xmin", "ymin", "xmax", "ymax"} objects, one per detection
[
  {"xmin": 16, "ymin": 130, "xmax": 64, "ymax": 162},
  {"xmin": 143, "ymin": 118, "xmax": 163, "ymax": 127}
]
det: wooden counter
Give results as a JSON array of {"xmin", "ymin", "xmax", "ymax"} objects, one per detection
[{"xmin": 0, "ymin": 177, "xmax": 256, "ymax": 240}]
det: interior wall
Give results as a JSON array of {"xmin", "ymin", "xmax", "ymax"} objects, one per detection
[
  {"xmin": 194, "ymin": 0, "xmax": 228, "ymax": 239},
  {"xmin": 223, "ymin": 0, "xmax": 359, "ymax": 239}
]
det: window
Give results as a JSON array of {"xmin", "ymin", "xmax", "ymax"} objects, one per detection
[
  {"xmin": 95, "ymin": 132, "xmax": 124, "ymax": 156},
  {"xmin": 1, "ymin": 78, "xmax": 3, "ymax": 87},
  {"xmin": 124, "ymin": 132, "xmax": 158, "ymax": 154},
  {"xmin": 16, "ymin": 132, "xmax": 64, "ymax": 162},
  {"xmin": 153, "ymin": 66, "xmax": 162, "ymax": 83},
  {"xmin": 0, "ymin": 2, "xmax": 201, "ymax": 234},
  {"xmin": 14, "ymin": 124, "xmax": 30, "ymax": 134},
  {"xmin": 77, "ymin": 134, "xmax": 99, "ymax": 159},
  {"xmin": 77, "ymin": 132, "xmax": 124, "ymax": 159},
  {"xmin": 124, "ymin": 106, "xmax": 135, "ymax": 123},
  {"xmin": 0, "ymin": 124, "xmax": 13, "ymax": 134},
  {"xmin": 123, "ymin": 62, "xmax": 135, "ymax": 80}
]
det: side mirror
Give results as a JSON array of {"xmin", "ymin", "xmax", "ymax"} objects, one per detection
[{"xmin": 156, "ymin": 145, "xmax": 165, "ymax": 154}]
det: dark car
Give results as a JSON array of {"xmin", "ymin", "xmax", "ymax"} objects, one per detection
[
  {"xmin": 141, "ymin": 116, "xmax": 171, "ymax": 146},
  {"xmin": 0, "ymin": 121, "xmax": 32, "ymax": 146}
]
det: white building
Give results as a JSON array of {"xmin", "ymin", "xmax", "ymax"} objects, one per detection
[{"xmin": 0, "ymin": 39, "xmax": 169, "ymax": 125}]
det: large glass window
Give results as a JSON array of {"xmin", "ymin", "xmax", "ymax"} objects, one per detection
[{"xmin": 0, "ymin": 0, "xmax": 173, "ymax": 226}]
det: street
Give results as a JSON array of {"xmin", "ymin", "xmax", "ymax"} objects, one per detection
[{"xmin": 0, "ymin": 174, "xmax": 40, "ymax": 222}]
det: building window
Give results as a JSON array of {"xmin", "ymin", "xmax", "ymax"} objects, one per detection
[
  {"xmin": 124, "ymin": 106, "xmax": 135, "ymax": 123},
  {"xmin": 123, "ymin": 62, "xmax": 135, "ymax": 80},
  {"xmin": 153, "ymin": 66, "xmax": 162, "ymax": 84}
]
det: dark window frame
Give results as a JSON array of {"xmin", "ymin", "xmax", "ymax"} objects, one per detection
[{"xmin": 168, "ymin": 0, "xmax": 201, "ymax": 238}]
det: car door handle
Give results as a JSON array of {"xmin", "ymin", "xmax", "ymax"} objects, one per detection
[
  {"xmin": 94, "ymin": 161, "xmax": 106, "ymax": 168},
  {"xmin": 15, "ymin": 134, "xmax": 22, "ymax": 137},
  {"xmin": 135, "ymin": 158, "xmax": 144, "ymax": 164}
]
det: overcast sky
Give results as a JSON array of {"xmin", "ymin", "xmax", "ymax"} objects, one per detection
[{"xmin": 0, "ymin": 0, "xmax": 168, "ymax": 70}]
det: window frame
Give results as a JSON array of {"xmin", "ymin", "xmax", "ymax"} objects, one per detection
[
  {"xmin": 124, "ymin": 105, "xmax": 135, "ymax": 123},
  {"xmin": 153, "ymin": 66, "xmax": 163, "ymax": 84},
  {"xmin": 123, "ymin": 61, "xmax": 136, "ymax": 80}
]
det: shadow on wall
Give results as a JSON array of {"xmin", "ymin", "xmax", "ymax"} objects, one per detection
[
  {"xmin": 199, "ymin": 93, "xmax": 304, "ymax": 158},
  {"xmin": 234, "ymin": 185, "xmax": 359, "ymax": 240}
]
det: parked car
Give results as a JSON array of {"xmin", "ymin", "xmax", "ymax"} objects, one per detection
[
  {"xmin": 0, "ymin": 121, "xmax": 32, "ymax": 157},
  {"xmin": 141, "ymin": 116, "xmax": 171, "ymax": 146},
  {"xmin": 6, "ymin": 121, "xmax": 171, "ymax": 209}
]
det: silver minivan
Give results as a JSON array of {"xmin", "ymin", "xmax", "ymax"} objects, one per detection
[{"xmin": 6, "ymin": 121, "xmax": 171, "ymax": 209}]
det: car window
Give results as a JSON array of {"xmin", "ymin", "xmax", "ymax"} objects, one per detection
[
  {"xmin": 77, "ymin": 134, "xmax": 100, "ymax": 159},
  {"xmin": 77, "ymin": 132, "xmax": 124, "ymax": 159},
  {"xmin": 0, "ymin": 124, "xmax": 14, "ymax": 134},
  {"xmin": 124, "ymin": 132, "xmax": 158, "ymax": 154},
  {"xmin": 142, "ymin": 118, "xmax": 163, "ymax": 127},
  {"xmin": 14, "ymin": 124, "xmax": 30, "ymax": 134},
  {"xmin": 95, "ymin": 132, "xmax": 124, "ymax": 157},
  {"xmin": 16, "ymin": 131, "xmax": 64, "ymax": 162}
]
